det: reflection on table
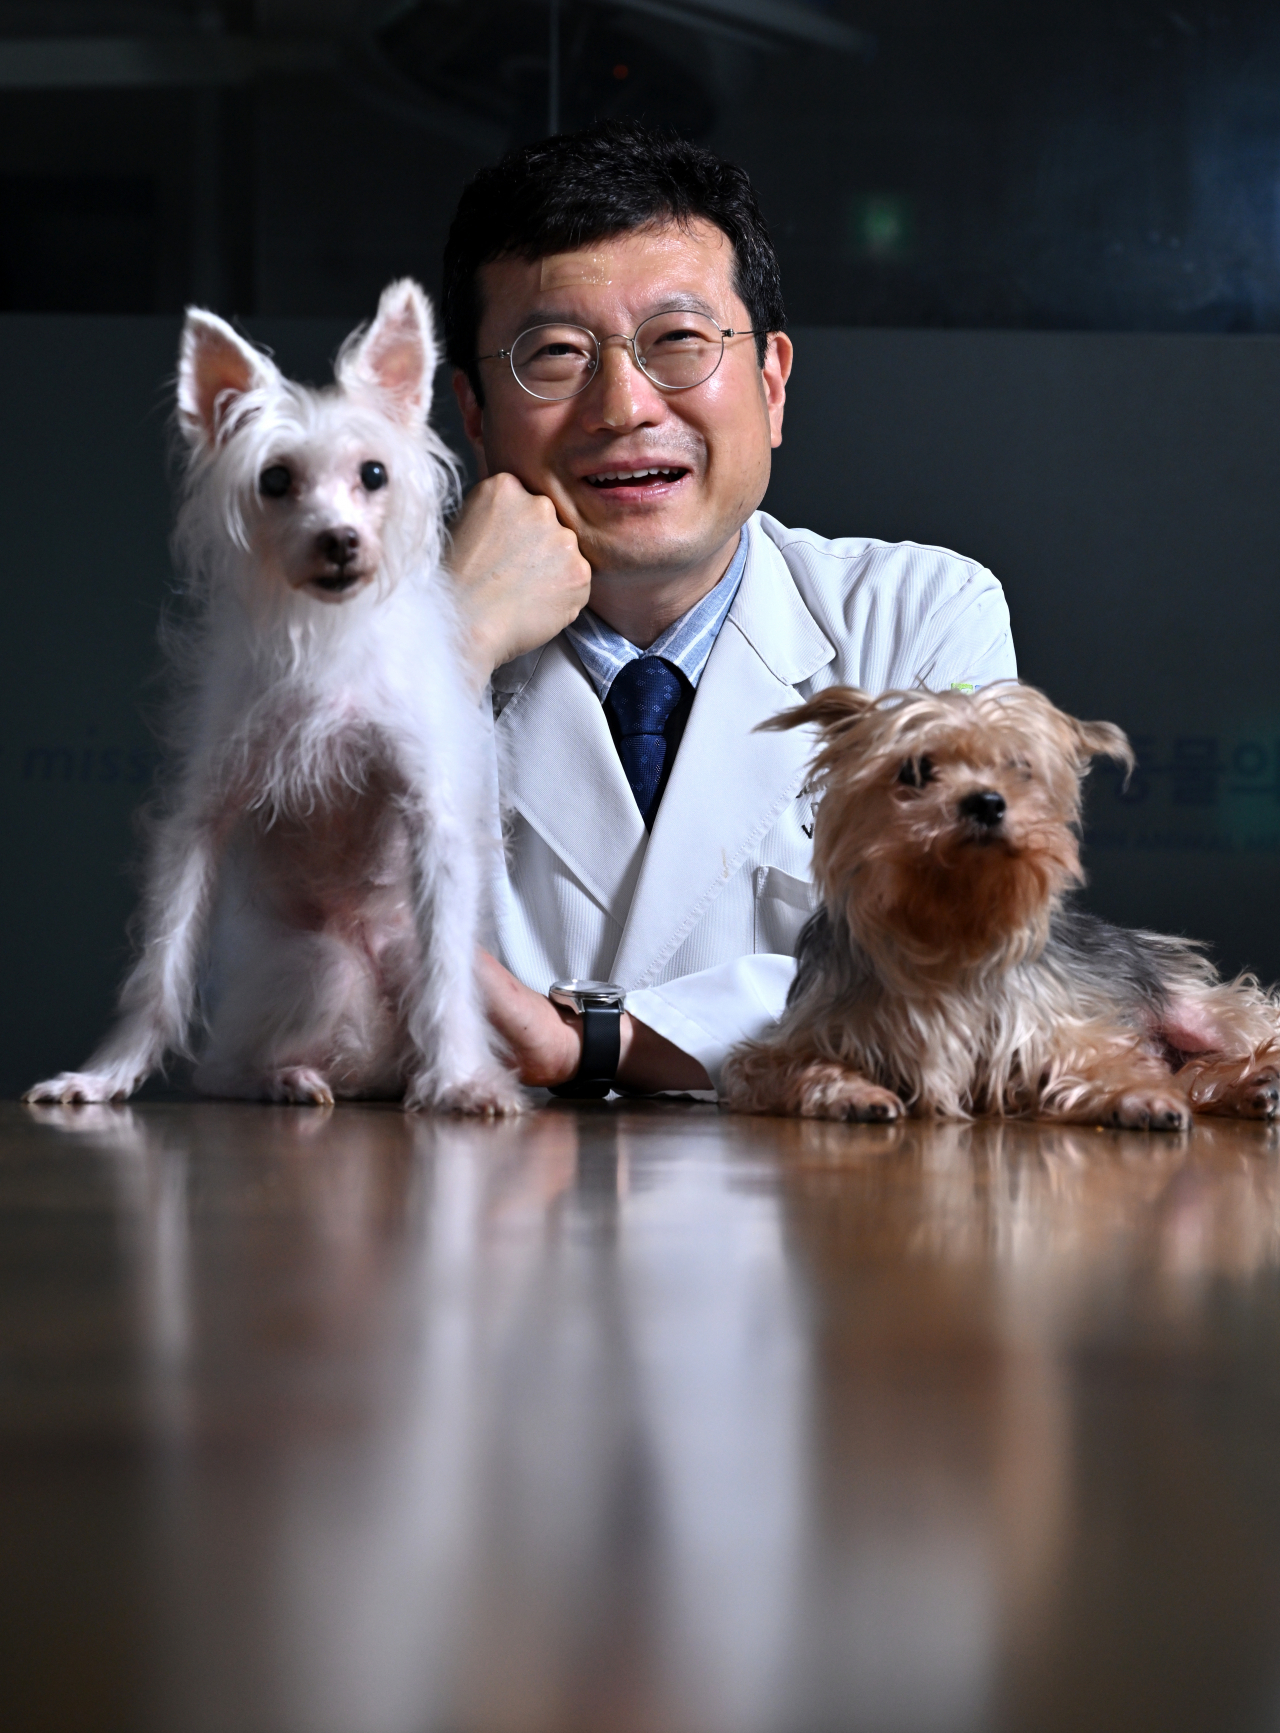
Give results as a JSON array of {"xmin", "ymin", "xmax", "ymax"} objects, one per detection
[{"xmin": 4, "ymin": 1100, "xmax": 1280, "ymax": 1733}]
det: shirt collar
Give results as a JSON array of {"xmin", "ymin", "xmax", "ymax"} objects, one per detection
[{"xmin": 564, "ymin": 524, "xmax": 751, "ymax": 702}]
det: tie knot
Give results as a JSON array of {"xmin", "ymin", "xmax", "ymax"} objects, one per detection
[{"xmin": 606, "ymin": 656, "xmax": 685, "ymax": 737}]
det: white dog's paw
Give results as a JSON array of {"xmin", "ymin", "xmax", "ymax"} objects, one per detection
[
  {"xmin": 1107, "ymin": 1088, "xmax": 1191, "ymax": 1132},
  {"xmin": 267, "ymin": 1067, "xmax": 335, "ymax": 1107},
  {"xmin": 404, "ymin": 1069, "xmax": 525, "ymax": 1118},
  {"xmin": 23, "ymin": 1102, "xmax": 139, "ymax": 1137},
  {"xmin": 797, "ymin": 1063, "xmax": 904, "ymax": 1123},
  {"xmin": 23, "ymin": 1070, "xmax": 136, "ymax": 1106}
]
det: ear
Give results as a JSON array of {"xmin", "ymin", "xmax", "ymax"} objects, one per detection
[
  {"xmin": 336, "ymin": 278, "xmax": 438, "ymax": 427},
  {"xmin": 764, "ymin": 332, "xmax": 792, "ymax": 450},
  {"xmin": 177, "ymin": 310, "xmax": 278, "ymax": 450},
  {"xmin": 756, "ymin": 686, "xmax": 876, "ymax": 735},
  {"xmin": 1074, "ymin": 718, "xmax": 1135, "ymax": 777},
  {"xmin": 453, "ymin": 367, "xmax": 489, "ymax": 476}
]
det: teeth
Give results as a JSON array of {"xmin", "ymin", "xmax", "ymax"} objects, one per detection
[{"xmin": 588, "ymin": 467, "xmax": 682, "ymax": 483}]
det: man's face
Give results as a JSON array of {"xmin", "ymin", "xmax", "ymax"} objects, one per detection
[{"xmin": 455, "ymin": 219, "xmax": 792, "ymax": 581}]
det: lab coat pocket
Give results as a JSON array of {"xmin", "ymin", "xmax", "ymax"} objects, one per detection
[{"xmin": 752, "ymin": 865, "xmax": 819, "ymax": 956}]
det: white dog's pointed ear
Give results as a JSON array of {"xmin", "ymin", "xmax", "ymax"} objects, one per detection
[
  {"xmin": 336, "ymin": 278, "xmax": 437, "ymax": 425},
  {"xmin": 178, "ymin": 310, "xmax": 278, "ymax": 449}
]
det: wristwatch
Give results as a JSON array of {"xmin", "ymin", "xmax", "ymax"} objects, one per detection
[{"xmin": 547, "ymin": 979, "xmax": 626, "ymax": 1099}]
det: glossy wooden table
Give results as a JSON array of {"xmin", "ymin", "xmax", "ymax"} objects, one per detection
[{"xmin": 4, "ymin": 1098, "xmax": 1280, "ymax": 1732}]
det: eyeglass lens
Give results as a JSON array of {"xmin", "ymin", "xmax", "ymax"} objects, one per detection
[{"xmin": 509, "ymin": 311, "xmax": 727, "ymax": 399}]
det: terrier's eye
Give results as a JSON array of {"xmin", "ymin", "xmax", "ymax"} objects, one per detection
[
  {"xmin": 897, "ymin": 756, "xmax": 935, "ymax": 788},
  {"xmin": 259, "ymin": 464, "xmax": 292, "ymax": 498},
  {"xmin": 360, "ymin": 461, "xmax": 388, "ymax": 491}
]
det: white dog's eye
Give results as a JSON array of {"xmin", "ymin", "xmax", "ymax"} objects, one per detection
[
  {"xmin": 360, "ymin": 461, "xmax": 388, "ymax": 491},
  {"xmin": 259, "ymin": 464, "xmax": 292, "ymax": 498}
]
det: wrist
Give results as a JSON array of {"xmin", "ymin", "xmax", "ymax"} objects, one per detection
[
  {"xmin": 549, "ymin": 1005, "xmax": 586, "ymax": 1086},
  {"xmin": 615, "ymin": 1014, "xmax": 712, "ymax": 1094},
  {"xmin": 544, "ymin": 1010, "xmax": 651, "ymax": 1091},
  {"xmin": 617, "ymin": 1012, "xmax": 637, "ymax": 1078},
  {"xmin": 474, "ymin": 950, "xmax": 585, "ymax": 1088},
  {"xmin": 547, "ymin": 982, "xmax": 625, "ymax": 1098},
  {"xmin": 459, "ymin": 607, "xmax": 502, "ymax": 690}
]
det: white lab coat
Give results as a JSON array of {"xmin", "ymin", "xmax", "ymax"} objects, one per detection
[{"xmin": 489, "ymin": 511, "xmax": 1017, "ymax": 1087}]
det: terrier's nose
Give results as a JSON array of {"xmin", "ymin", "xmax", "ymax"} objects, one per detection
[
  {"xmin": 959, "ymin": 789, "xmax": 1006, "ymax": 827},
  {"xmin": 317, "ymin": 527, "xmax": 359, "ymax": 566}
]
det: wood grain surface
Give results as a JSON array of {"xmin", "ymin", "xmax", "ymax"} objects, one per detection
[{"xmin": 3, "ymin": 1097, "xmax": 1280, "ymax": 1733}]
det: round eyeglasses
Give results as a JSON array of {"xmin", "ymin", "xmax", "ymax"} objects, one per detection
[{"xmin": 477, "ymin": 311, "xmax": 760, "ymax": 401}]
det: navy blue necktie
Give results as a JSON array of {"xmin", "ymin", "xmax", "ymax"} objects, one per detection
[{"xmin": 606, "ymin": 656, "xmax": 688, "ymax": 830}]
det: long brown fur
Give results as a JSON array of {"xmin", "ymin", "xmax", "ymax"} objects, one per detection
[{"xmin": 722, "ymin": 682, "xmax": 1280, "ymax": 1129}]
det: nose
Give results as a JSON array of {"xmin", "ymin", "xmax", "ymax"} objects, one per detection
[
  {"xmin": 317, "ymin": 527, "xmax": 359, "ymax": 566},
  {"xmin": 959, "ymin": 789, "xmax": 1006, "ymax": 828},
  {"xmin": 591, "ymin": 338, "xmax": 661, "ymax": 431}
]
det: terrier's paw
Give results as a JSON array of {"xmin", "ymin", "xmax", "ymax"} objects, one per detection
[
  {"xmin": 405, "ymin": 1070, "xmax": 525, "ymax": 1118},
  {"xmin": 1107, "ymin": 1089, "xmax": 1191, "ymax": 1132},
  {"xmin": 267, "ymin": 1067, "xmax": 335, "ymax": 1107},
  {"xmin": 1211, "ymin": 1065, "xmax": 1280, "ymax": 1120},
  {"xmin": 23, "ymin": 1070, "xmax": 135, "ymax": 1106},
  {"xmin": 797, "ymin": 1064, "xmax": 904, "ymax": 1123}
]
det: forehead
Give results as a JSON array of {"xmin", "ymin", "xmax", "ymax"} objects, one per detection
[
  {"xmin": 250, "ymin": 390, "xmax": 398, "ymax": 456},
  {"xmin": 887, "ymin": 718, "xmax": 1038, "ymax": 764},
  {"xmin": 474, "ymin": 219, "xmax": 740, "ymax": 339}
]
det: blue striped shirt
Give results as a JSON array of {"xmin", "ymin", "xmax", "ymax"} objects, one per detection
[{"xmin": 564, "ymin": 526, "xmax": 750, "ymax": 701}]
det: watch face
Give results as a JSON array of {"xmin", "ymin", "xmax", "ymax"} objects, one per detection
[{"xmin": 549, "ymin": 979, "xmax": 626, "ymax": 1010}]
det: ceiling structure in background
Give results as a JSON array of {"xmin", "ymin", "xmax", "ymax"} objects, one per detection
[
  {"xmin": 0, "ymin": 0, "xmax": 868, "ymax": 149},
  {"xmin": 0, "ymin": 0, "xmax": 1279, "ymax": 333}
]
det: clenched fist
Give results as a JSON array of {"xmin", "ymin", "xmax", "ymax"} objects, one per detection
[{"xmin": 447, "ymin": 473, "xmax": 593, "ymax": 685}]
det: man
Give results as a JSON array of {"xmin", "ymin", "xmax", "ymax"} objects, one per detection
[{"xmin": 443, "ymin": 123, "xmax": 1016, "ymax": 1096}]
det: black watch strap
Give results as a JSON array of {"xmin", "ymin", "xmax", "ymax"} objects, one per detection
[{"xmin": 549, "ymin": 1002, "xmax": 623, "ymax": 1100}]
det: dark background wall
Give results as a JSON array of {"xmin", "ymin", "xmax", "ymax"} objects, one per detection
[
  {"xmin": 3, "ymin": 317, "xmax": 1278, "ymax": 1097},
  {"xmin": 766, "ymin": 329, "xmax": 1280, "ymax": 989},
  {"xmin": 3, "ymin": 2, "xmax": 1280, "ymax": 334}
]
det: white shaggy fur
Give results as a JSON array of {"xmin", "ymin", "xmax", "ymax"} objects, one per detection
[{"xmin": 27, "ymin": 280, "xmax": 521, "ymax": 1115}]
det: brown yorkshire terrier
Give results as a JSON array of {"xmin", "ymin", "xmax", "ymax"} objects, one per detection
[{"xmin": 721, "ymin": 683, "xmax": 1280, "ymax": 1129}]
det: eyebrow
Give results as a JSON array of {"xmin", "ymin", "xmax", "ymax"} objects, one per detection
[{"xmin": 511, "ymin": 293, "xmax": 724, "ymax": 332}]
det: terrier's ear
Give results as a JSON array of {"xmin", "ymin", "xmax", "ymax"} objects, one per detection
[
  {"xmin": 1073, "ymin": 718, "xmax": 1135, "ymax": 776},
  {"xmin": 177, "ymin": 310, "xmax": 278, "ymax": 450},
  {"xmin": 336, "ymin": 278, "xmax": 438, "ymax": 427},
  {"xmin": 757, "ymin": 687, "xmax": 877, "ymax": 735}
]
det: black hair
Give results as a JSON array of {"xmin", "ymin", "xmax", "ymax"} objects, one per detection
[{"xmin": 442, "ymin": 121, "xmax": 785, "ymax": 401}]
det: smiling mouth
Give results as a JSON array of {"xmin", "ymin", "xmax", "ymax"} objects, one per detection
[{"xmin": 584, "ymin": 467, "xmax": 689, "ymax": 489}]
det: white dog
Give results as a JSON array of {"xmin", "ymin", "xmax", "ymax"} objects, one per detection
[{"xmin": 27, "ymin": 280, "xmax": 521, "ymax": 1115}]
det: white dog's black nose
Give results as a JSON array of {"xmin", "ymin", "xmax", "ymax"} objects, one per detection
[
  {"xmin": 959, "ymin": 790, "xmax": 1006, "ymax": 827},
  {"xmin": 317, "ymin": 527, "xmax": 359, "ymax": 566}
]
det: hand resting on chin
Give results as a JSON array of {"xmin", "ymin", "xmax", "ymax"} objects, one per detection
[{"xmin": 448, "ymin": 473, "xmax": 593, "ymax": 685}]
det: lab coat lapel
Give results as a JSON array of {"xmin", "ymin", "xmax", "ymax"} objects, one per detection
[
  {"xmin": 495, "ymin": 635, "xmax": 647, "ymax": 917},
  {"xmin": 610, "ymin": 531, "xmax": 835, "ymax": 988}
]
